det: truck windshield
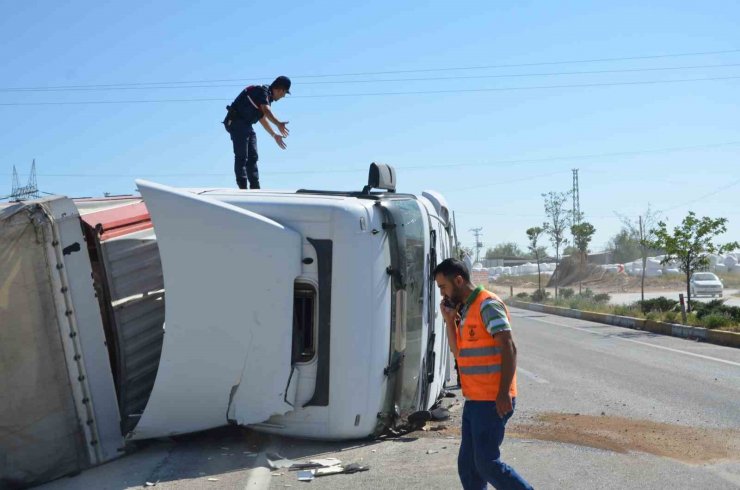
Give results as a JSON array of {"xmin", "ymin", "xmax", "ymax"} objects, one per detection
[{"xmin": 383, "ymin": 198, "xmax": 426, "ymax": 422}]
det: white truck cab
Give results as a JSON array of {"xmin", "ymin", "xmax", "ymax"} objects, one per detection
[{"xmin": 1, "ymin": 164, "xmax": 457, "ymax": 485}]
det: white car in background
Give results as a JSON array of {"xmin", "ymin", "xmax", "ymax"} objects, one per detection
[{"xmin": 690, "ymin": 272, "xmax": 724, "ymax": 298}]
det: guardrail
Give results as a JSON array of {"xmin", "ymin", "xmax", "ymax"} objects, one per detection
[{"xmin": 506, "ymin": 299, "xmax": 740, "ymax": 349}]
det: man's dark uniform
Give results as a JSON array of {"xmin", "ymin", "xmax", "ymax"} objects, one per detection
[{"xmin": 225, "ymin": 85, "xmax": 273, "ymax": 189}]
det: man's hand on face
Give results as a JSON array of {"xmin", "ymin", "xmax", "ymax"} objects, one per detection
[
  {"xmin": 440, "ymin": 299, "xmax": 458, "ymax": 326},
  {"xmin": 495, "ymin": 391, "xmax": 513, "ymax": 417},
  {"xmin": 276, "ymin": 121, "xmax": 290, "ymax": 137},
  {"xmin": 274, "ymin": 135, "xmax": 287, "ymax": 149}
]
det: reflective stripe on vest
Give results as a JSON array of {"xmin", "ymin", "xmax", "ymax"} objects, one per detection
[
  {"xmin": 458, "ymin": 346, "xmax": 501, "ymax": 357},
  {"xmin": 459, "ymin": 364, "xmax": 501, "ymax": 375},
  {"xmin": 456, "ymin": 289, "xmax": 517, "ymax": 400}
]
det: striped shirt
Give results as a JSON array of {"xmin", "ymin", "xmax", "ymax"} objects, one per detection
[{"xmin": 459, "ymin": 286, "xmax": 511, "ymax": 336}]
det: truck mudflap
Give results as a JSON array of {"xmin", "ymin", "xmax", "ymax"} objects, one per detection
[{"xmin": 129, "ymin": 181, "xmax": 301, "ymax": 440}]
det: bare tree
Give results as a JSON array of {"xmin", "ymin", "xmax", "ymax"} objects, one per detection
[
  {"xmin": 542, "ymin": 191, "xmax": 571, "ymax": 299},
  {"xmin": 619, "ymin": 205, "xmax": 661, "ymax": 303}
]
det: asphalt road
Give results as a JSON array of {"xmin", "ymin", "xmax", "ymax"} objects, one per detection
[{"xmin": 42, "ymin": 307, "xmax": 740, "ymax": 490}]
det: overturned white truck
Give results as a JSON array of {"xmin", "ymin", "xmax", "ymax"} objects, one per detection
[{"xmin": 1, "ymin": 164, "xmax": 456, "ymax": 486}]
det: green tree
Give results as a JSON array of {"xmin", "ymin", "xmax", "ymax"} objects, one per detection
[
  {"xmin": 571, "ymin": 222, "xmax": 596, "ymax": 294},
  {"xmin": 457, "ymin": 245, "xmax": 474, "ymax": 261},
  {"xmin": 651, "ymin": 212, "xmax": 739, "ymax": 312},
  {"xmin": 542, "ymin": 191, "xmax": 571, "ymax": 299},
  {"xmin": 526, "ymin": 226, "xmax": 546, "ymax": 293},
  {"xmin": 607, "ymin": 229, "xmax": 642, "ymax": 264},
  {"xmin": 563, "ymin": 245, "xmax": 579, "ymax": 257},
  {"xmin": 485, "ymin": 242, "xmax": 525, "ymax": 259},
  {"xmin": 529, "ymin": 246, "xmax": 549, "ymax": 260}
]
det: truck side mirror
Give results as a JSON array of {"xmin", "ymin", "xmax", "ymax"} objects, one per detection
[{"xmin": 363, "ymin": 162, "xmax": 396, "ymax": 193}]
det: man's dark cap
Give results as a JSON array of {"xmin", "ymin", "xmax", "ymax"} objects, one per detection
[{"xmin": 271, "ymin": 76, "xmax": 291, "ymax": 94}]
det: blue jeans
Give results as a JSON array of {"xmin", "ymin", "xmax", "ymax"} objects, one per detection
[
  {"xmin": 458, "ymin": 399, "xmax": 533, "ymax": 490},
  {"xmin": 229, "ymin": 119, "xmax": 260, "ymax": 189}
]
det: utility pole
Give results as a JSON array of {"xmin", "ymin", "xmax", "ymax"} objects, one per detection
[
  {"xmin": 470, "ymin": 227, "xmax": 483, "ymax": 264},
  {"xmin": 639, "ymin": 215, "xmax": 645, "ymax": 303},
  {"xmin": 571, "ymin": 168, "xmax": 581, "ymax": 225}
]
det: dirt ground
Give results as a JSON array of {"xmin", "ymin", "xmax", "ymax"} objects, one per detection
[{"xmin": 418, "ymin": 413, "xmax": 740, "ymax": 465}]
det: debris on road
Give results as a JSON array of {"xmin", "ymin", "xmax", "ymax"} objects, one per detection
[
  {"xmin": 292, "ymin": 462, "xmax": 370, "ymax": 482},
  {"xmin": 297, "ymin": 470, "xmax": 314, "ymax": 482},
  {"xmin": 267, "ymin": 453, "xmax": 297, "ymax": 470},
  {"xmin": 430, "ymin": 407, "xmax": 450, "ymax": 421},
  {"xmin": 308, "ymin": 457, "xmax": 342, "ymax": 467}
]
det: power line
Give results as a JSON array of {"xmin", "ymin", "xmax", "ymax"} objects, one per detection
[
  {"xmin": 3, "ymin": 48, "xmax": 739, "ymax": 91},
  {"xmin": 4, "ymin": 62, "xmax": 740, "ymax": 93},
  {"xmin": 657, "ymin": 177, "xmax": 740, "ymax": 213},
  {"xmin": 456, "ymin": 177, "xmax": 740, "ymax": 219},
  {"xmin": 2, "ymin": 75, "xmax": 739, "ymax": 107},
  {"xmin": 443, "ymin": 170, "xmax": 572, "ymax": 192},
  {"xmin": 6, "ymin": 140, "xmax": 740, "ymax": 179}
]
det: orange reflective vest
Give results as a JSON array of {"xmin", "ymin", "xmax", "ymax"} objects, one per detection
[{"xmin": 456, "ymin": 289, "xmax": 517, "ymax": 401}]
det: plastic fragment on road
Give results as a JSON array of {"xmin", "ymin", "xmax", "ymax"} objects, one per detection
[
  {"xmin": 297, "ymin": 470, "xmax": 314, "ymax": 482},
  {"xmin": 267, "ymin": 453, "xmax": 297, "ymax": 470},
  {"xmin": 309, "ymin": 458, "xmax": 342, "ymax": 467},
  {"xmin": 315, "ymin": 463, "xmax": 369, "ymax": 477},
  {"xmin": 207, "ymin": 477, "xmax": 220, "ymax": 482}
]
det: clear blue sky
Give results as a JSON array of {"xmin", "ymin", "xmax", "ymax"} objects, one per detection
[{"xmin": 1, "ymin": 1, "xmax": 739, "ymax": 254}]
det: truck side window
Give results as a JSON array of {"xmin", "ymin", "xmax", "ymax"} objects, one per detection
[{"xmin": 292, "ymin": 283, "xmax": 317, "ymax": 363}]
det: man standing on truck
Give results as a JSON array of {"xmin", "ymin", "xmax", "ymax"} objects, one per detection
[
  {"xmin": 223, "ymin": 76, "xmax": 291, "ymax": 189},
  {"xmin": 434, "ymin": 258, "xmax": 533, "ymax": 490}
]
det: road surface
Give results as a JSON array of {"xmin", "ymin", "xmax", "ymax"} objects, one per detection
[{"xmin": 42, "ymin": 307, "xmax": 740, "ymax": 489}]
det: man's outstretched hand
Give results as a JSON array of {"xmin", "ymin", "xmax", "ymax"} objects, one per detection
[
  {"xmin": 273, "ymin": 135, "xmax": 287, "ymax": 149},
  {"xmin": 276, "ymin": 121, "xmax": 290, "ymax": 137}
]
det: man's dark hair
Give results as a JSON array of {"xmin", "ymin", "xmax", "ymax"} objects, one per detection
[
  {"xmin": 270, "ymin": 75, "xmax": 291, "ymax": 93},
  {"xmin": 433, "ymin": 258, "xmax": 471, "ymax": 282}
]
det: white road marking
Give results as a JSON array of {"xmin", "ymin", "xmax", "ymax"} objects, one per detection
[
  {"xmin": 527, "ymin": 316, "xmax": 740, "ymax": 368},
  {"xmin": 517, "ymin": 367, "xmax": 549, "ymax": 384}
]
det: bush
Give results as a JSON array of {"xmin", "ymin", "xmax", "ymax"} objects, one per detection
[
  {"xmin": 701, "ymin": 314, "xmax": 734, "ymax": 329},
  {"xmin": 516, "ymin": 292, "xmax": 530, "ymax": 300},
  {"xmin": 580, "ymin": 288, "xmax": 594, "ymax": 299},
  {"xmin": 645, "ymin": 311, "xmax": 659, "ymax": 321},
  {"xmin": 613, "ymin": 304, "xmax": 637, "ymax": 317},
  {"xmin": 531, "ymin": 289, "xmax": 550, "ymax": 302},
  {"xmin": 560, "ymin": 288, "xmax": 574, "ymax": 299},
  {"xmin": 692, "ymin": 300, "xmax": 740, "ymax": 323},
  {"xmin": 638, "ymin": 296, "xmax": 678, "ymax": 314},
  {"xmin": 593, "ymin": 293, "xmax": 611, "ymax": 303}
]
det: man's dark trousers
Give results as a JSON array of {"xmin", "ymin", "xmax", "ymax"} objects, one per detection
[
  {"xmin": 229, "ymin": 118, "xmax": 260, "ymax": 189},
  {"xmin": 458, "ymin": 399, "xmax": 533, "ymax": 489}
]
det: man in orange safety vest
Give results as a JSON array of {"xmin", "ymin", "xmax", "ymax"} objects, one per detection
[{"xmin": 435, "ymin": 258, "xmax": 533, "ymax": 490}]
